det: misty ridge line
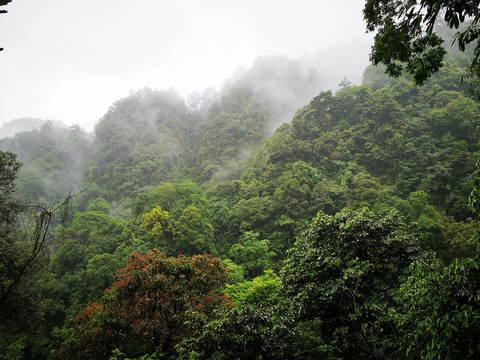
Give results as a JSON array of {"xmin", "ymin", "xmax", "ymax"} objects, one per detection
[
  {"xmin": 1, "ymin": 54, "xmax": 362, "ymax": 139},
  {"xmin": 0, "ymin": 53, "xmax": 371, "ymax": 208}
]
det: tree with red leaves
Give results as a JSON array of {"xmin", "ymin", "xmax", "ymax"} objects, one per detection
[{"xmin": 56, "ymin": 250, "xmax": 231, "ymax": 360}]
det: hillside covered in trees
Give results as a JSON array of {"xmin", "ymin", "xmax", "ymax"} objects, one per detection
[{"xmin": 2, "ymin": 27, "xmax": 480, "ymax": 359}]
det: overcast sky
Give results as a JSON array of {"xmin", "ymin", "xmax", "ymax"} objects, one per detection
[{"xmin": 0, "ymin": 0, "xmax": 373, "ymax": 131}]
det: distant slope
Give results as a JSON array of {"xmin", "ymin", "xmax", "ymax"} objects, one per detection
[
  {"xmin": 203, "ymin": 56, "xmax": 478, "ymax": 259},
  {"xmin": 0, "ymin": 124, "xmax": 92, "ymax": 202},
  {"xmin": 0, "ymin": 118, "xmax": 67, "ymax": 139}
]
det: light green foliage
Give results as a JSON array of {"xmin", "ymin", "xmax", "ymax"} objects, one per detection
[
  {"xmin": 142, "ymin": 206, "xmax": 170, "ymax": 247},
  {"xmin": 134, "ymin": 183, "xmax": 214, "ymax": 256},
  {"xmin": 226, "ymin": 269, "xmax": 280, "ymax": 307},
  {"xmin": 69, "ymin": 211, "xmax": 123, "ymax": 253},
  {"xmin": 87, "ymin": 197, "xmax": 111, "ymax": 213},
  {"xmin": 0, "ymin": 340, "xmax": 25, "ymax": 360},
  {"xmin": 228, "ymin": 231, "xmax": 275, "ymax": 278},
  {"xmin": 134, "ymin": 182, "xmax": 209, "ymax": 218},
  {"xmin": 221, "ymin": 259, "xmax": 245, "ymax": 284}
]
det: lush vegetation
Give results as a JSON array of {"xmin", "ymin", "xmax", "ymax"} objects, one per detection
[{"xmin": 1, "ymin": 37, "xmax": 480, "ymax": 359}]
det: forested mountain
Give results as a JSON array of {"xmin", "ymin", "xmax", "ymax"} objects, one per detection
[
  {"xmin": 88, "ymin": 89, "xmax": 195, "ymax": 207},
  {"xmin": 1, "ymin": 45, "xmax": 480, "ymax": 359},
  {"xmin": 0, "ymin": 122, "xmax": 91, "ymax": 203},
  {"xmin": 0, "ymin": 118, "xmax": 67, "ymax": 139}
]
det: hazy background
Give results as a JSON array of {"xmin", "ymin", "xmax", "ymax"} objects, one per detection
[{"xmin": 0, "ymin": 0, "xmax": 373, "ymax": 131}]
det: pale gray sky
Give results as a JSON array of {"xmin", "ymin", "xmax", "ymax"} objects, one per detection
[{"xmin": 0, "ymin": 0, "xmax": 373, "ymax": 130}]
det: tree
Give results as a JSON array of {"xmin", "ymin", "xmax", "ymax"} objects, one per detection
[
  {"xmin": 143, "ymin": 205, "xmax": 171, "ymax": 248},
  {"xmin": 177, "ymin": 305, "xmax": 294, "ymax": 360},
  {"xmin": 394, "ymin": 250, "xmax": 480, "ymax": 359},
  {"xmin": 0, "ymin": 150, "xmax": 73, "ymax": 358},
  {"xmin": 280, "ymin": 208, "xmax": 419, "ymax": 359},
  {"xmin": 0, "ymin": 151, "xmax": 62, "ymax": 316},
  {"xmin": 228, "ymin": 232, "xmax": 275, "ymax": 278},
  {"xmin": 172, "ymin": 205, "xmax": 214, "ymax": 255},
  {"xmin": 364, "ymin": 0, "xmax": 480, "ymax": 86},
  {"xmin": 56, "ymin": 251, "xmax": 231, "ymax": 359},
  {"xmin": 225, "ymin": 269, "xmax": 281, "ymax": 307}
]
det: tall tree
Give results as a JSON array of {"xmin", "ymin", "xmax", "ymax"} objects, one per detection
[
  {"xmin": 0, "ymin": 150, "xmax": 72, "ymax": 358},
  {"xmin": 281, "ymin": 208, "xmax": 419, "ymax": 359}
]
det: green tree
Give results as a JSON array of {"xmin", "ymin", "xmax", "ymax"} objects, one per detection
[
  {"xmin": 281, "ymin": 208, "xmax": 419, "ymax": 359},
  {"xmin": 394, "ymin": 250, "xmax": 480, "ymax": 359},
  {"xmin": 228, "ymin": 231, "xmax": 275, "ymax": 278},
  {"xmin": 364, "ymin": 0, "xmax": 480, "ymax": 86},
  {"xmin": 178, "ymin": 305, "xmax": 293, "ymax": 360},
  {"xmin": 225, "ymin": 269, "xmax": 281, "ymax": 307},
  {"xmin": 0, "ymin": 150, "xmax": 74, "ymax": 358},
  {"xmin": 172, "ymin": 205, "xmax": 214, "ymax": 255},
  {"xmin": 86, "ymin": 197, "xmax": 111, "ymax": 213},
  {"xmin": 0, "ymin": 151, "xmax": 54, "ymax": 319},
  {"xmin": 142, "ymin": 205, "xmax": 171, "ymax": 248}
]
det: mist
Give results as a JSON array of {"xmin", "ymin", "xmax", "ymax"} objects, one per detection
[{"xmin": 0, "ymin": 0, "xmax": 373, "ymax": 132}]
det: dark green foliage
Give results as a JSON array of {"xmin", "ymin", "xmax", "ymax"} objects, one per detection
[
  {"xmin": 395, "ymin": 249, "xmax": 480, "ymax": 359},
  {"xmin": 0, "ymin": 152, "xmax": 38, "ymax": 323},
  {"xmin": 172, "ymin": 205, "xmax": 214, "ymax": 255},
  {"xmin": 178, "ymin": 305, "xmax": 294, "ymax": 360},
  {"xmin": 0, "ymin": 150, "xmax": 22, "ymax": 227},
  {"xmin": 281, "ymin": 208, "xmax": 419, "ymax": 359},
  {"xmin": 0, "ymin": 151, "xmax": 74, "ymax": 359},
  {"xmin": 234, "ymin": 65, "xmax": 479, "ymax": 258},
  {"xmin": 364, "ymin": 1, "xmax": 479, "ymax": 85}
]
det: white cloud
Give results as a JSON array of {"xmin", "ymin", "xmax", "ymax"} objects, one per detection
[{"xmin": 49, "ymin": 76, "xmax": 128, "ymax": 131}]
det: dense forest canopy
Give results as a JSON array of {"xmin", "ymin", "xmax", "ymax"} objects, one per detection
[{"xmin": 1, "ymin": 12, "xmax": 480, "ymax": 360}]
